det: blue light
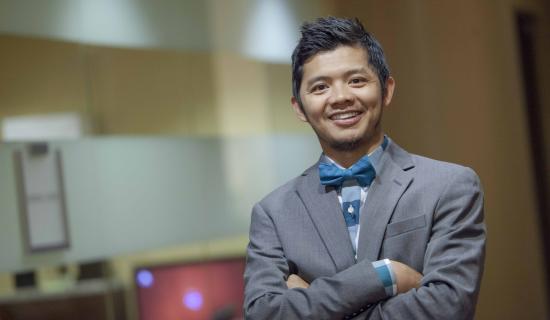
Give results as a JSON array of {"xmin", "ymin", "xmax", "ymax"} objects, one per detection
[
  {"xmin": 136, "ymin": 270, "xmax": 154, "ymax": 288},
  {"xmin": 183, "ymin": 290, "xmax": 203, "ymax": 311}
]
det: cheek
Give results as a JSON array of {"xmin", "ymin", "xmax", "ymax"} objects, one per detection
[
  {"xmin": 357, "ymin": 88, "xmax": 382, "ymax": 105},
  {"xmin": 302, "ymin": 100, "xmax": 325, "ymax": 119},
  {"xmin": 363, "ymin": 96, "xmax": 381, "ymax": 108}
]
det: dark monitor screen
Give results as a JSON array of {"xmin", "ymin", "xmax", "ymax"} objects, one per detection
[{"xmin": 135, "ymin": 258, "xmax": 245, "ymax": 320}]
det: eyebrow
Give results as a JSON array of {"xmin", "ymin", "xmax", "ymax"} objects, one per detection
[
  {"xmin": 343, "ymin": 67, "xmax": 370, "ymax": 78},
  {"xmin": 304, "ymin": 67, "xmax": 371, "ymax": 88},
  {"xmin": 305, "ymin": 76, "xmax": 330, "ymax": 88}
]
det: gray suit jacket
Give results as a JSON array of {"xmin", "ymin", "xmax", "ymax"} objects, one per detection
[{"xmin": 244, "ymin": 141, "xmax": 486, "ymax": 319}]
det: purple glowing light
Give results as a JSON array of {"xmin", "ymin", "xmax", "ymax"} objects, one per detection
[
  {"xmin": 183, "ymin": 290, "xmax": 203, "ymax": 311},
  {"xmin": 136, "ymin": 270, "xmax": 154, "ymax": 288}
]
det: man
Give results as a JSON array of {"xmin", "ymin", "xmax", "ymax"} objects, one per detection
[{"xmin": 244, "ymin": 17, "xmax": 485, "ymax": 319}]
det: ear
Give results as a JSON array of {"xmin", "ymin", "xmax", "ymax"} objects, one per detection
[
  {"xmin": 382, "ymin": 76, "xmax": 395, "ymax": 107},
  {"xmin": 291, "ymin": 96, "xmax": 308, "ymax": 122}
]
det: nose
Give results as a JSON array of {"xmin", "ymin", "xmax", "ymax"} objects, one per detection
[{"xmin": 328, "ymin": 83, "xmax": 353, "ymax": 107}]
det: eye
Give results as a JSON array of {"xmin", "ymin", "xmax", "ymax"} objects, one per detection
[
  {"xmin": 349, "ymin": 77, "xmax": 367, "ymax": 86},
  {"xmin": 310, "ymin": 83, "xmax": 328, "ymax": 93}
]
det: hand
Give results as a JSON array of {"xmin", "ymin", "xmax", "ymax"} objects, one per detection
[
  {"xmin": 390, "ymin": 260, "xmax": 422, "ymax": 294},
  {"xmin": 286, "ymin": 274, "xmax": 310, "ymax": 289}
]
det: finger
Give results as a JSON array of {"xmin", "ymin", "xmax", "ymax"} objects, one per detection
[{"xmin": 287, "ymin": 274, "xmax": 309, "ymax": 289}]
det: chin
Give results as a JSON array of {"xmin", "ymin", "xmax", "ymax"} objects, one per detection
[{"xmin": 328, "ymin": 137, "xmax": 364, "ymax": 152}]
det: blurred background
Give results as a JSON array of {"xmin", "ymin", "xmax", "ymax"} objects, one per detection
[{"xmin": 0, "ymin": 0, "xmax": 549, "ymax": 319}]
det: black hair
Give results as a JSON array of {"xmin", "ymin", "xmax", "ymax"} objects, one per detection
[{"xmin": 291, "ymin": 17, "xmax": 390, "ymax": 106}]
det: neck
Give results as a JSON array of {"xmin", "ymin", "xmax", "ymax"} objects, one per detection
[{"xmin": 322, "ymin": 133, "xmax": 384, "ymax": 168}]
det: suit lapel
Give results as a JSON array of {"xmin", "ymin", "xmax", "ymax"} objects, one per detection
[
  {"xmin": 357, "ymin": 142, "xmax": 415, "ymax": 261},
  {"xmin": 296, "ymin": 163, "xmax": 356, "ymax": 271}
]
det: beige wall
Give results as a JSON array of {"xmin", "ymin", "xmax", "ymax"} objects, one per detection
[
  {"xmin": 0, "ymin": 35, "xmax": 303, "ymax": 137},
  {"xmin": 0, "ymin": 35, "xmax": 88, "ymax": 119},
  {"xmin": 86, "ymin": 46, "xmax": 218, "ymax": 135}
]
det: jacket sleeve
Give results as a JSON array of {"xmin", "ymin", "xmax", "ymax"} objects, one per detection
[
  {"xmin": 244, "ymin": 202, "xmax": 388, "ymax": 320},
  {"xmin": 361, "ymin": 167, "xmax": 486, "ymax": 320}
]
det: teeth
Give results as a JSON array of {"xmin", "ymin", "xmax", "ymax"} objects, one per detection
[{"xmin": 332, "ymin": 112, "xmax": 359, "ymax": 120}]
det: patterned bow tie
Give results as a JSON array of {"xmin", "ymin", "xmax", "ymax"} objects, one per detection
[{"xmin": 319, "ymin": 155, "xmax": 376, "ymax": 187}]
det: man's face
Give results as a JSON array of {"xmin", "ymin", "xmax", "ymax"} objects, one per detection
[{"xmin": 292, "ymin": 45, "xmax": 394, "ymax": 155}]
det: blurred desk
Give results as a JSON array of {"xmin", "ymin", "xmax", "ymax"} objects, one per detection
[{"xmin": 0, "ymin": 279, "xmax": 125, "ymax": 320}]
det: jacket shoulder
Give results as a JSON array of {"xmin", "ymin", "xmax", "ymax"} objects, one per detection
[{"xmin": 410, "ymin": 154, "xmax": 481, "ymax": 185}]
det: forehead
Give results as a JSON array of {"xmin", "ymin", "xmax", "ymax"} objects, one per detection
[{"xmin": 301, "ymin": 45, "xmax": 372, "ymax": 80}]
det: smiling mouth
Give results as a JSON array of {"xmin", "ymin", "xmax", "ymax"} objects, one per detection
[{"xmin": 330, "ymin": 111, "xmax": 362, "ymax": 120}]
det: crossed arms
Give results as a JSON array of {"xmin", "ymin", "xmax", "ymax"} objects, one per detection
[{"xmin": 244, "ymin": 168, "xmax": 485, "ymax": 319}]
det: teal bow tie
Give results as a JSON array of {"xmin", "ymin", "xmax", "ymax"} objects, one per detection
[{"xmin": 319, "ymin": 155, "xmax": 376, "ymax": 187}]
